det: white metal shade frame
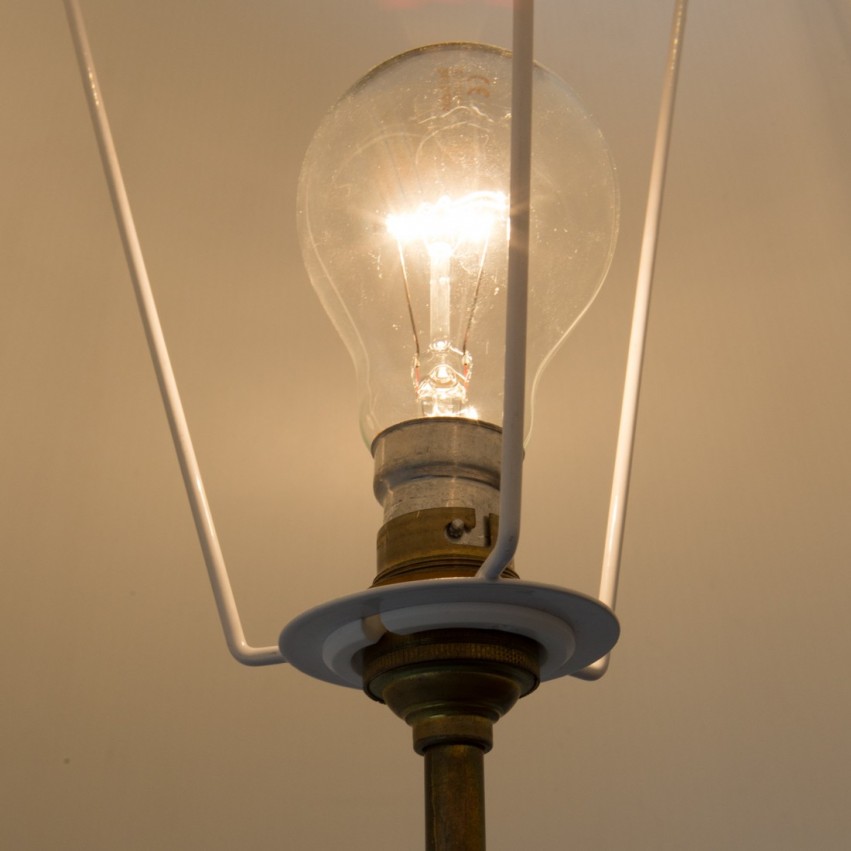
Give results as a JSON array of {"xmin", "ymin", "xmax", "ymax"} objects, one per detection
[{"xmin": 63, "ymin": 0, "xmax": 688, "ymax": 682}]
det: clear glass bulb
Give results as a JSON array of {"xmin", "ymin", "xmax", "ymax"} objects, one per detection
[{"xmin": 297, "ymin": 43, "xmax": 619, "ymax": 444}]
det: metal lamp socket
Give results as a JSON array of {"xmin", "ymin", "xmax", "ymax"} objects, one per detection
[{"xmin": 370, "ymin": 418, "xmax": 517, "ymax": 585}]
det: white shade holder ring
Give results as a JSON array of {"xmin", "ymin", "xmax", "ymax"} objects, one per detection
[{"xmin": 279, "ymin": 578, "xmax": 618, "ymax": 688}]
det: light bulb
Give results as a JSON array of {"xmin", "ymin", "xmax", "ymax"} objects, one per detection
[{"xmin": 297, "ymin": 43, "xmax": 618, "ymax": 444}]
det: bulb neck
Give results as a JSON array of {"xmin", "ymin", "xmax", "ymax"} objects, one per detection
[{"xmin": 370, "ymin": 418, "xmax": 517, "ymax": 585}]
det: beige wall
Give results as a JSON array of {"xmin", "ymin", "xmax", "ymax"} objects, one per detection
[{"xmin": 1, "ymin": 2, "xmax": 849, "ymax": 848}]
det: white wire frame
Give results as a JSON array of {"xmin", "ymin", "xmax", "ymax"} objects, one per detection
[{"xmin": 63, "ymin": 0, "xmax": 688, "ymax": 677}]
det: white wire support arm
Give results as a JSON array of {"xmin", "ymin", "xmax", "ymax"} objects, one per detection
[
  {"xmin": 477, "ymin": 0, "xmax": 535, "ymax": 581},
  {"xmin": 64, "ymin": 0, "xmax": 286, "ymax": 667},
  {"xmin": 573, "ymin": 0, "xmax": 688, "ymax": 680}
]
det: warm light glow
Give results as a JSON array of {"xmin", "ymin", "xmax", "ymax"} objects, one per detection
[
  {"xmin": 386, "ymin": 191, "xmax": 507, "ymax": 247},
  {"xmin": 387, "ymin": 191, "xmax": 507, "ymax": 418}
]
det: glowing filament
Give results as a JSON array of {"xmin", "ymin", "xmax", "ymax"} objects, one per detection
[{"xmin": 387, "ymin": 191, "xmax": 507, "ymax": 417}]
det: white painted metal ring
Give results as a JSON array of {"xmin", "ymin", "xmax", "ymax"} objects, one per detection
[{"xmin": 280, "ymin": 578, "xmax": 619, "ymax": 688}]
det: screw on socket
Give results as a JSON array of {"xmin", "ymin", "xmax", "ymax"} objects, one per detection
[{"xmin": 445, "ymin": 518, "xmax": 467, "ymax": 540}]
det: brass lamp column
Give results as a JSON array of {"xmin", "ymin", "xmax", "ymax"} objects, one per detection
[
  {"xmin": 364, "ymin": 628, "xmax": 539, "ymax": 851},
  {"xmin": 364, "ymin": 419, "xmax": 541, "ymax": 850}
]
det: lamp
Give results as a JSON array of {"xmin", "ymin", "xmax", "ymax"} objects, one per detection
[
  {"xmin": 281, "ymin": 35, "xmax": 624, "ymax": 845},
  {"xmin": 63, "ymin": 0, "xmax": 687, "ymax": 848}
]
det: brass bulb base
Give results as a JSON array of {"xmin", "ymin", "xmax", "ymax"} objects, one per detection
[
  {"xmin": 371, "ymin": 419, "xmax": 517, "ymax": 585},
  {"xmin": 373, "ymin": 507, "xmax": 518, "ymax": 586}
]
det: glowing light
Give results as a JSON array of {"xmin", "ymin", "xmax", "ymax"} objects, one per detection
[
  {"xmin": 385, "ymin": 192, "xmax": 507, "ymax": 418},
  {"xmin": 386, "ymin": 191, "xmax": 507, "ymax": 248}
]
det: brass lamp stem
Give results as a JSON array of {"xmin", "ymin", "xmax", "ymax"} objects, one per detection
[
  {"xmin": 363, "ymin": 628, "xmax": 540, "ymax": 851},
  {"xmin": 425, "ymin": 744, "xmax": 486, "ymax": 851}
]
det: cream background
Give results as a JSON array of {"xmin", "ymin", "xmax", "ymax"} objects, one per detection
[{"xmin": 1, "ymin": 2, "xmax": 850, "ymax": 848}]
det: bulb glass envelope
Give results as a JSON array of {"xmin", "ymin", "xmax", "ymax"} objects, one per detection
[{"xmin": 297, "ymin": 43, "xmax": 619, "ymax": 443}]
